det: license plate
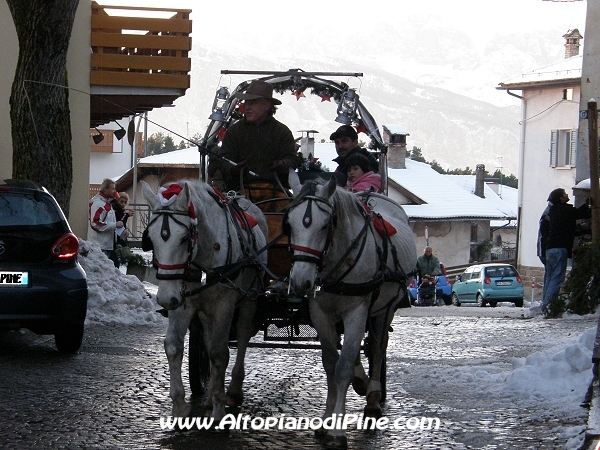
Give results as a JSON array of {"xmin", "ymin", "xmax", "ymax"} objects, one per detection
[
  {"xmin": 0, "ymin": 272, "xmax": 29, "ymax": 286},
  {"xmin": 496, "ymin": 280, "xmax": 511, "ymax": 286}
]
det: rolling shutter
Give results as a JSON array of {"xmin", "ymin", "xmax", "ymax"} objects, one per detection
[
  {"xmin": 569, "ymin": 129, "xmax": 577, "ymax": 166},
  {"xmin": 549, "ymin": 130, "xmax": 558, "ymax": 168}
]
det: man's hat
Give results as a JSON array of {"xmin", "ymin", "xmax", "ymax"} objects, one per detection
[
  {"xmin": 330, "ymin": 125, "xmax": 358, "ymax": 141},
  {"xmin": 234, "ymin": 80, "xmax": 282, "ymax": 105}
]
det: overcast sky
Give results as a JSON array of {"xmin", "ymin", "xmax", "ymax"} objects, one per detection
[
  {"xmin": 98, "ymin": 0, "xmax": 587, "ymax": 49},
  {"xmin": 97, "ymin": 0, "xmax": 588, "ymax": 159}
]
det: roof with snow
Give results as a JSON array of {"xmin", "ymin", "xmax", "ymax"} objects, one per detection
[
  {"xmin": 119, "ymin": 143, "xmax": 517, "ymax": 222},
  {"xmin": 313, "ymin": 143, "xmax": 516, "ymax": 221},
  {"xmin": 497, "ymin": 54, "xmax": 582, "ymax": 89}
]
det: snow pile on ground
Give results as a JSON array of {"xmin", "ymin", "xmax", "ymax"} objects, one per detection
[
  {"xmin": 506, "ymin": 327, "xmax": 594, "ymax": 399},
  {"xmin": 78, "ymin": 239, "xmax": 161, "ymax": 325}
]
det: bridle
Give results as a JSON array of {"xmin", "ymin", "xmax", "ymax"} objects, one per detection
[
  {"xmin": 147, "ymin": 208, "xmax": 198, "ymax": 280},
  {"xmin": 284, "ymin": 182, "xmax": 337, "ymax": 269}
]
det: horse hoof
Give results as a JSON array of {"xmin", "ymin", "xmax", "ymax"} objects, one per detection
[
  {"xmin": 314, "ymin": 427, "xmax": 328, "ymax": 437},
  {"xmin": 172, "ymin": 402, "xmax": 192, "ymax": 418},
  {"xmin": 324, "ymin": 434, "xmax": 348, "ymax": 449},
  {"xmin": 226, "ymin": 392, "xmax": 244, "ymax": 408},
  {"xmin": 352, "ymin": 376, "xmax": 368, "ymax": 396},
  {"xmin": 363, "ymin": 405, "xmax": 383, "ymax": 419}
]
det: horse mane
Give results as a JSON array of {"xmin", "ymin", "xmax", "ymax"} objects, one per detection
[
  {"xmin": 330, "ymin": 187, "xmax": 363, "ymax": 231},
  {"xmin": 162, "ymin": 179, "xmax": 213, "ymax": 212}
]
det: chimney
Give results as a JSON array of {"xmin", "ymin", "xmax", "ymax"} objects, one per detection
[
  {"xmin": 382, "ymin": 125, "xmax": 409, "ymax": 169},
  {"xmin": 475, "ymin": 164, "xmax": 485, "ymax": 198},
  {"xmin": 563, "ymin": 29, "xmax": 583, "ymax": 59},
  {"xmin": 298, "ymin": 130, "xmax": 318, "ymax": 161}
]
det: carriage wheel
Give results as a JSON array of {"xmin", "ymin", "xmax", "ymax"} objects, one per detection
[{"xmin": 188, "ymin": 315, "xmax": 210, "ymax": 396}]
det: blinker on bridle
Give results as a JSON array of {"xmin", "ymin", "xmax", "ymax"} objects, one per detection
[
  {"xmin": 287, "ymin": 184, "xmax": 336, "ymax": 267},
  {"xmin": 148, "ymin": 208, "xmax": 198, "ymax": 277}
]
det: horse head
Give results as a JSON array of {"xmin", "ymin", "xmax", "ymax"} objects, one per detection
[
  {"xmin": 142, "ymin": 180, "xmax": 199, "ymax": 310},
  {"xmin": 286, "ymin": 171, "xmax": 337, "ymax": 297}
]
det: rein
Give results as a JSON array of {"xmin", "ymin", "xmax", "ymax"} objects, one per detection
[{"xmin": 289, "ymin": 189, "xmax": 408, "ymax": 297}]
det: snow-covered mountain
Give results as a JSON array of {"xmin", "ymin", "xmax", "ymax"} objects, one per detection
[{"xmin": 146, "ymin": 7, "xmax": 585, "ymax": 177}]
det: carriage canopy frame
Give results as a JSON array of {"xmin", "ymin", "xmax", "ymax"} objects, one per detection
[{"xmin": 197, "ymin": 68, "xmax": 389, "ymax": 194}]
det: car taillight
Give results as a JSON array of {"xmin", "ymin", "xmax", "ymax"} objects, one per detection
[
  {"xmin": 484, "ymin": 277, "xmax": 491, "ymax": 284},
  {"xmin": 51, "ymin": 233, "xmax": 79, "ymax": 261},
  {"xmin": 516, "ymin": 275, "xmax": 522, "ymax": 283}
]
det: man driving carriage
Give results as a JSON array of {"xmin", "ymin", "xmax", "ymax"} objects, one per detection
[{"xmin": 207, "ymin": 80, "xmax": 300, "ymax": 192}]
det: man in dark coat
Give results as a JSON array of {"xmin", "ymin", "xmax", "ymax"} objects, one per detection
[
  {"xmin": 330, "ymin": 125, "xmax": 378, "ymax": 186},
  {"xmin": 539, "ymin": 188, "xmax": 591, "ymax": 312},
  {"xmin": 208, "ymin": 80, "xmax": 299, "ymax": 191}
]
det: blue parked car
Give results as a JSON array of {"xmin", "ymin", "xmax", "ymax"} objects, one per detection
[
  {"xmin": 408, "ymin": 263, "xmax": 452, "ymax": 306},
  {"xmin": 451, "ymin": 263, "xmax": 524, "ymax": 307}
]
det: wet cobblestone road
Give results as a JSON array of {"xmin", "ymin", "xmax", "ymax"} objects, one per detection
[{"xmin": 0, "ymin": 306, "xmax": 596, "ymax": 449}]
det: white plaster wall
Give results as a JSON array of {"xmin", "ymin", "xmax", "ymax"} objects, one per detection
[
  {"xmin": 519, "ymin": 86, "xmax": 579, "ymax": 269},
  {"xmin": 89, "ymin": 127, "xmax": 136, "ymax": 183},
  {"xmin": 577, "ymin": 1, "xmax": 600, "ymax": 184},
  {"xmin": 0, "ymin": 1, "xmax": 18, "ymax": 180},
  {"xmin": 68, "ymin": 0, "xmax": 91, "ymax": 237},
  {"xmin": 410, "ymin": 220, "xmax": 471, "ymax": 267}
]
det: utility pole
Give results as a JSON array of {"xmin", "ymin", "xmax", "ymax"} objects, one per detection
[{"xmin": 588, "ymin": 99, "xmax": 600, "ymax": 241}]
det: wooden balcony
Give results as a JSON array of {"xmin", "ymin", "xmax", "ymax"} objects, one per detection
[{"xmin": 90, "ymin": 2, "xmax": 192, "ymax": 127}]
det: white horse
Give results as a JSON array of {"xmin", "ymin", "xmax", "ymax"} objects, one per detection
[
  {"xmin": 286, "ymin": 172, "xmax": 416, "ymax": 448},
  {"xmin": 141, "ymin": 180, "xmax": 268, "ymax": 423}
]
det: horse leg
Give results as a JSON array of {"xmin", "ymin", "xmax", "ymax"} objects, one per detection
[
  {"xmin": 364, "ymin": 315, "xmax": 390, "ymax": 418},
  {"xmin": 326, "ymin": 301, "xmax": 369, "ymax": 448},
  {"xmin": 351, "ymin": 351, "xmax": 369, "ymax": 397},
  {"xmin": 227, "ymin": 293, "xmax": 257, "ymax": 408},
  {"xmin": 164, "ymin": 305, "xmax": 196, "ymax": 418},
  {"xmin": 201, "ymin": 295, "xmax": 235, "ymax": 422},
  {"xmin": 309, "ymin": 299, "xmax": 340, "ymax": 437}
]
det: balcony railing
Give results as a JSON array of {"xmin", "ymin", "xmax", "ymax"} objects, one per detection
[{"xmin": 90, "ymin": 1, "xmax": 192, "ymax": 90}]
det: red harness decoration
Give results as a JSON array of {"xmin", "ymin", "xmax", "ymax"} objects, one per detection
[
  {"xmin": 361, "ymin": 202, "xmax": 397, "ymax": 237},
  {"xmin": 212, "ymin": 187, "xmax": 259, "ymax": 230}
]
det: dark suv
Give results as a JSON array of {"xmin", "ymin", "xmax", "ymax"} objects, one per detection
[{"xmin": 0, "ymin": 179, "xmax": 88, "ymax": 353}]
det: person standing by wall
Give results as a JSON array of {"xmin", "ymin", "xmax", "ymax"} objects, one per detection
[
  {"xmin": 88, "ymin": 179, "xmax": 123, "ymax": 267},
  {"xmin": 538, "ymin": 188, "xmax": 591, "ymax": 313}
]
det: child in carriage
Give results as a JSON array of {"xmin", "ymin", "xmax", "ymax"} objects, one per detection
[{"xmin": 344, "ymin": 153, "xmax": 382, "ymax": 193}]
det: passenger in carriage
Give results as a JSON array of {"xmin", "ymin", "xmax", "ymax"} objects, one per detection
[
  {"xmin": 207, "ymin": 80, "xmax": 299, "ymax": 191},
  {"xmin": 330, "ymin": 125, "xmax": 379, "ymax": 186},
  {"xmin": 345, "ymin": 153, "xmax": 382, "ymax": 193}
]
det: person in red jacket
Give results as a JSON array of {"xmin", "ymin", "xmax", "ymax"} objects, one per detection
[{"xmin": 88, "ymin": 179, "xmax": 124, "ymax": 267}]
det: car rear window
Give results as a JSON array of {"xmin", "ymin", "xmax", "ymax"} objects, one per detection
[
  {"xmin": 0, "ymin": 192, "xmax": 65, "ymax": 234},
  {"xmin": 485, "ymin": 266, "xmax": 517, "ymax": 278}
]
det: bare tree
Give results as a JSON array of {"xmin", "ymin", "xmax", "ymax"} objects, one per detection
[{"xmin": 7, "ymin": 0, "xmax": 79, "ymax": 216}]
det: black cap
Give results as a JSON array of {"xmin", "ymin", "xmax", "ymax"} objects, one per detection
[{"xmin": 330, "ymin": 125, "xmax": 358, "ymax": 141}]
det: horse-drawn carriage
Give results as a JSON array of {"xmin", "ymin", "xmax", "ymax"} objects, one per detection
[{"xmin": 142, "ymin": 69, "xmax": 416, "ymax": 447}]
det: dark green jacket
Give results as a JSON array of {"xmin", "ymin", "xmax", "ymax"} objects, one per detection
[
  {"xmin": 416, "ymin": 254, "xmax": 441, "ymax": 277},
  {"xmin": 208, "ymin": 116, "xmax": 298, "ymax": 190}
]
